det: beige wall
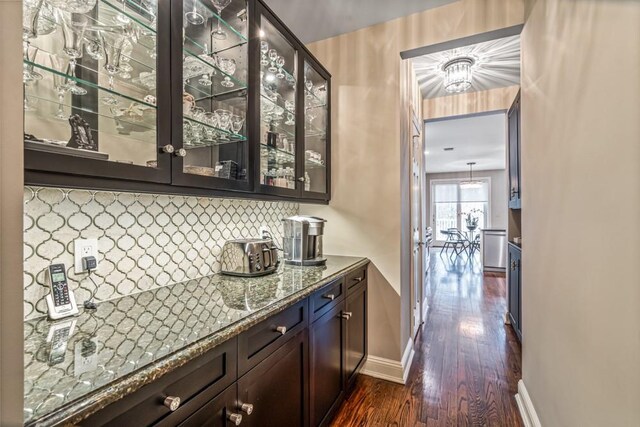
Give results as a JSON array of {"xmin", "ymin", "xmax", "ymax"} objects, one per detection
[
  {"xmin": 0, "ymin": 0, "xmax": 25, "ymax": 424},
  {"xmin": 426, "ymin": 169, "xmax": 508, "ymax": 231},
  {"xmin": 300, "ymin": 0, "xmax": 524, "ymax": 362},
  {"xmin": 423, "ymin": 85, "xmax": 520, "ymax": 120},
  {"xmin": 521, "ymin": 0, "xmax": 640, "ymax": 425}
]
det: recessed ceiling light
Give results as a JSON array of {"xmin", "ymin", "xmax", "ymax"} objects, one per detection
[{"xmin": 444, "ymin": 147, "xmax": 454, "ymax": 151}]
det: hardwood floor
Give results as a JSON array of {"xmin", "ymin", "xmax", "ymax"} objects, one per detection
[{"xmin": 330, "ymin": 250, "xmax": 523, "ymax": 426}]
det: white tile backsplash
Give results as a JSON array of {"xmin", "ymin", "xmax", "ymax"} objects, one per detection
[{"xmin": 23, "ymin": 186, "xmax": 298, "ymax": 320}]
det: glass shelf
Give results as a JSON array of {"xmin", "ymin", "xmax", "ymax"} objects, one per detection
[
  {"xmin": 260, "ymin": 143, "xmax": 295, "ymax": 163},
  {"xmin": 25, "ymin": 60, "xmax": 157, "ymax": 109},
  {"xmin": 305, "ymin": 159, "xmax": 326, "ymax": 169},
  {"xmin": 182, "ymin": 51, "xmax": 247, "ymax": 93},
  {"xmin": 305, "ymin": 88, "xmax": 327, "ymax": 109},
  {"xmin": 183, "ymin": 116, "xmax": 246, "ymax": 145}
]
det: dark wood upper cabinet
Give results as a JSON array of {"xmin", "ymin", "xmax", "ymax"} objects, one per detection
[
  {"xmin": 23, "ymin": 0, "xmax": 331, "ymax": 203},
  {"xmin": 508, "ymin": 91, "xmax": 521, "ymax": 209}
]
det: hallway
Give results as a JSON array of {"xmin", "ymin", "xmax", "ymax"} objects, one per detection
[{"xmin": 331, "ymin": 250, "xmax": 523, "ymax": 426}]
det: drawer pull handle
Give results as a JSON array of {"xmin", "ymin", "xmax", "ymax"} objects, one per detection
[
  {"xmin": 276, "ymin": 326, "xmax": 287, "ymax": 335},
  {"xmin": 228, "ymin": 412, "xmax": 243, "ymax": 425},
  {"xmin": 163, "ymin": 396, "xmax": 181, "ymax": 411},
  {"xmin": 352, "ymin": 276, "xmax": 363, "ymax": 282},
  {"xmin": 323, "ymin": 294, "xmax": 335, "ymax": 300},
  {"xmin": 340, "ymin": 312, "xmax": 352, "ymax": 320},
  {"xmin": 240, "ymin": 403, "xmax": 254, "ymax": 414}
]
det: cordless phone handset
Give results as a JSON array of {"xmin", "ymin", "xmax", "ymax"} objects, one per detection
[{"xmin": 45, "ymin": 263, "xmax": 79, "ymax": 320}]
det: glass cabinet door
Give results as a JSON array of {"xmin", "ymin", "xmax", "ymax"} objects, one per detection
[
  {"xmin": 257, "ymin": 13, "xmax": 298, "ymax": 192},
  {"xmin": 178, "ymin": 0, "xmax": 249, "ymax": 187},
  {"xmin": 302, "ymin": 59, "xmax": 329, "ymax": 196},
  {"xmin": 23, "ymin": 0, "xmax": 167, "ymax": 179}
]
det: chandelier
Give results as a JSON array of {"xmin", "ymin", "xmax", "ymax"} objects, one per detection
[
  {"xmin": 442, "ymin": 57, "xmax": 475, "ymax": 93},
  {"xmin": 460, "ymin": 162, "xmax": 482, "ymax": 189}
]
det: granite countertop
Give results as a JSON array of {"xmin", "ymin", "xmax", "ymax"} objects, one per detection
[{"xmin": 24, "ymin": 255, "xmax": 369, "ymax": 426}]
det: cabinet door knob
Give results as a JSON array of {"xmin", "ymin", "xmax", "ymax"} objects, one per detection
[
  {"xmin": 340, "ymin": 312, "xmax": 352, "ymax": 319},
  {"xmin": 163, "ymin": 396, "xmax": 181, "ymax": 411},
  {"xmin": 511, "ymin": 260, "xmax": 517, "ymax": 271},
  {"xmin": 323, "ymin": 294, "xmax": 335, "ymax": 300},
  {"xmin": 175, "ymin": 148, "xmax": 187, "ymax": 157},
  {"xmin": 297, "ymin": 177, "xmax": 305, "ymax": 182},
  {"xmin": 228, "ymin": 412, "xmax": 243, "ymax": 425},
  {"xmin": 240, "ymin": 403, "xmax": 254, "ymax": 414},
  {"xmin": 161, "ymin": 144, "xmax": 175, "ymax": 154},
  {"xmin": 352, "ymin": 276, "xmax": 363, "ymax": 282},
  {"xmin": 275, "ymin": 325, "xmax": 287, "ymax": 335}
]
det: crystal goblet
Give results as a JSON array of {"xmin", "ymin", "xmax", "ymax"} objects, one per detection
[
  {"xmin": 211, "ymin": 0, "xmax": 232, "ymax": 40},
  {"xmin": 218, "ymin": 58, "xmax": 236, "ymax": 88}
]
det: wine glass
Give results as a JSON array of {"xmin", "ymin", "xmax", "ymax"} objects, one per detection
[
  {"xmin": 60, "ymin": 12, "xmax": 88, "ymax": 96},
  {"xmin": 210, "ymin": 0, "xmax": 232, "ymax": 40},
  {"xmin": 275, "ymin": 56, "xmax": 285, "ymax": 79},
  {"xmin": 218, "ymin": 58, "xmax": 236, "ymax": 88},
  {"xmin": 50, "ymin": 55, "xmax": 70, "ymax": 120},
  {"xmin": 215, "ymin": 109, "xmax": 231, "ymax": 140},
  {"xmin": 305, "ymin": 79, "xmax": 313, "ymax": 99},
  {"xmin": 230, "ymin": 114, "xmax": 244, "ymax": 134},
  {"xmin": 260, "ymin": 41, "xmax": 269, "ymax": 66},
  {"xmin": 100, "ymin": 31, "xmax": 127, "ymax": 105},
  {"xmin": 23, "ymin": 0, "xmax": 57, "ymax": 40},
  {"xmin": 22, "ymin": 42, "xmax": 42, "ymax": 85},
  {"xmin": 185, "ymin": 1, "xmax": 204, "ymax": 26},
  {"xmin": 267, "ymin": 49, "xmax": 278, "ymax": 72}
]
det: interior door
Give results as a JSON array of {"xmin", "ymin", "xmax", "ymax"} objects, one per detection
[{"xmin": 410, "ymin": 110, "xmax": 424, "ymax": 338}]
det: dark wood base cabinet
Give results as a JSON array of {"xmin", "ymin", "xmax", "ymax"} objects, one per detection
[
  {"xmin": 508, "ymin": 243, "xmax": 522, "ymax": 341},
  {"xmin": 81, "ymin": 266, "xmax": 368, "ymax": 427}
]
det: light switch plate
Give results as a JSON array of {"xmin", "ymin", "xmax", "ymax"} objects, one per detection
[{"xmin": 74, "ymin": 238, "xmax": 98, "ymax": 274}]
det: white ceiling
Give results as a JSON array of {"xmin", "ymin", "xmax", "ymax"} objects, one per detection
[
  {"xmin": 413, "ymin": 35, "xmax": 521, "ymax": 99},
  {"xmin": 425, "ymin": 113, "xmax": 506, "ymax": 174},
  {"xmin": 262, "ymin": 0, "xmax": 456, "ymax": 44}
]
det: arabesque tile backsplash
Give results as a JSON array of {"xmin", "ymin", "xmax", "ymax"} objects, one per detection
[{"xmin": 23, "ymin": 186, "xmax": 298, "ymax": 320}]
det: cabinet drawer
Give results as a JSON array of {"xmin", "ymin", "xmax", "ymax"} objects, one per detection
[
  {"xmin": 309, "ymin": 278, "xmax": 344, "ymax": 322},
  {"xmin": 346, "ymin": 266, "xmax": 367, "ymax": 290},
  {"xmin": 238, "ymin": 300, "xmax": 307, "ymax": 376},
  {"xmin": 83, "ymin": 338, "xmax": 237, "ymax": 427}
]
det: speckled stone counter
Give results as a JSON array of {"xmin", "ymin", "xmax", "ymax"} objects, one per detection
[{"xmin": 24, "ymin": 255, "xmax": 369, "ymax": 426}]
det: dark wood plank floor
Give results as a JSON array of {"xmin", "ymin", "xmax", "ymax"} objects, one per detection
[{"xmin": 331, "ymin": 250, "xmax": 523, "ymax": 426}]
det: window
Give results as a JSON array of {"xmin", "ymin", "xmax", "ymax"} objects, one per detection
[{"xmin": 431, "ymin": 178, "xmax": 490, "ymax": 244}]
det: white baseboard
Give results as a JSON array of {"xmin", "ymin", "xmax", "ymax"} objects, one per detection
[
  {"xmin": 515, "ymin": 379, "xmax": 542, "ymax": 427},
  {"xmin": 361, "ymin": 338, "xmax": 415, "ymax": 384}
]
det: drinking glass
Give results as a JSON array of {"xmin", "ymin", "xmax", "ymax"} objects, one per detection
[
  {"xmin": 218, "ymin": 58, "xmax": 236, "ymax": 88},
  {"xmin": 230, "ymin": 114, "xmax": 244, "ymax": 134},
  {"xmin": 60, "ymin": 13, "xmax": 88, "ymax": 95},
  {"xmin": 267, "ymin": 49, "xmax": 278, "ymax": 72},
  {"xmin": 23, "ymin": 43, "xmax": 42, "ymax": 85},
  {"xmin": 275, "ymin": 56, "xmax": 285, "ymax": 79},
  {"xmin": 211, "ymin": 0, "xmax": 232, "ymax": 40},
  {"xmin": 305, "ymin": 79, "xmax": 313, "ymax": 99},
  {"xmin": 101, "ymin": 31, "xmax": 127, "ymax": 105},
  {"xmin": 260, "ymin": 41, "xmax": 269, "ymax": 66},
  {"xmin": 215, "ymin": 109, "xmax": 231, "ymax": 140},
  {"xmin": 23, "ymin": 0, "xmax": 57, "ymax": 40},
  {"xmin": 50, "ymin": 57, "xmax": 70, "ymax": 120},
  {"xmin": 185, "ymin": 1, "xmax": 204, "ymax": 26}
]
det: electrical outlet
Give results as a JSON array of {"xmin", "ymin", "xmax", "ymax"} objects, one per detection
[{"xmin": 74, "ymin": 238, "xmax": 98, "ymax": 274}]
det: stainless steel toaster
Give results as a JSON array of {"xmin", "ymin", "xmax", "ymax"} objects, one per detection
[{"xmin": 220, "ymin": 238, "xmax": 279, "ymax": 277}]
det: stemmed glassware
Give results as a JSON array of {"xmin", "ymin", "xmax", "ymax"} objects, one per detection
[
  {"xmin": 275, "ymin": 56, "xmax": 285, "ymax": 79},
  {"xmin": 285, "ymin": 100, "xmax": 295, "ymax": 126},
  {"xmin": 23, "ymin": 0, "xmax": 57, "ymax": 40},
  {"xmin": 260, "ymin": 41, "xmax": 269, "ymax": 66},
  {"xmin": 215, "ymin": 109, "xmax": 231, "ymax": 140},
  {"xmin": 23, "ymin": 42, "xmax": 42, "ymax": 85},
  {"xmin": 218, "ymin": 58, "xmax": 236, "ymax": 88},
  {"xmin": 211, "ymin": 0, "xmax": 232, "ymax": 40},
  {"xmin": 60, "ymin": 12, "xmax": 88, "ymax": 96},
  {"xmin": 185, "ymin": 1, "xmax": 205, "ymax": 26},
  {"xmin": 305, "ymin": 79, "xmax": 313, "ymax": 99},
  {"xmin": 230, "ymin": 114, "xmax": 244, "ymax": 135},
  {"xmin": 50, "ymin": 55, "xmax": 70, "ymax": 120},
  {"xmin": 267, "ymin": 49, "xmax": 278, "ymax": 72},
  {"xmin": 100, "ymin": 31, "xmax": 128, "ymax": 105}
]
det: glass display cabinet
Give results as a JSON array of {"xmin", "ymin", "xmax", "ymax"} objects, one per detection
[
  {"xmin": 300, "ymin": 55, "xmax": 330, "ymax": 199},
  {"xmin": 23, "ymin": 0, "xmax": 331, "ymax": 202},
  {"xmin": 23, "ymin": 0, "xmax": 171, "ymax": 183},
  {"xmin": 171, "ymin": 0, "xmax": 250, "ymax": 191},
  {"xmin": 254, "ymin": 6, "xmax": 298, "ymax": 197}
]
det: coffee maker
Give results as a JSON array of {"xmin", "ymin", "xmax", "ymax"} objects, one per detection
[{"xmin": 282, "ymin": 216, "xmax": 327, "ymax": 266}]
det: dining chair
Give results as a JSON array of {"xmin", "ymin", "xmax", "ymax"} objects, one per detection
[
  {"xmin": 440, "ymin": 228, "xmax": 458, "ymax": 256},
  {"xmin": 450, "ymin": 229, "xmax": 470, "ymax": 259}
]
